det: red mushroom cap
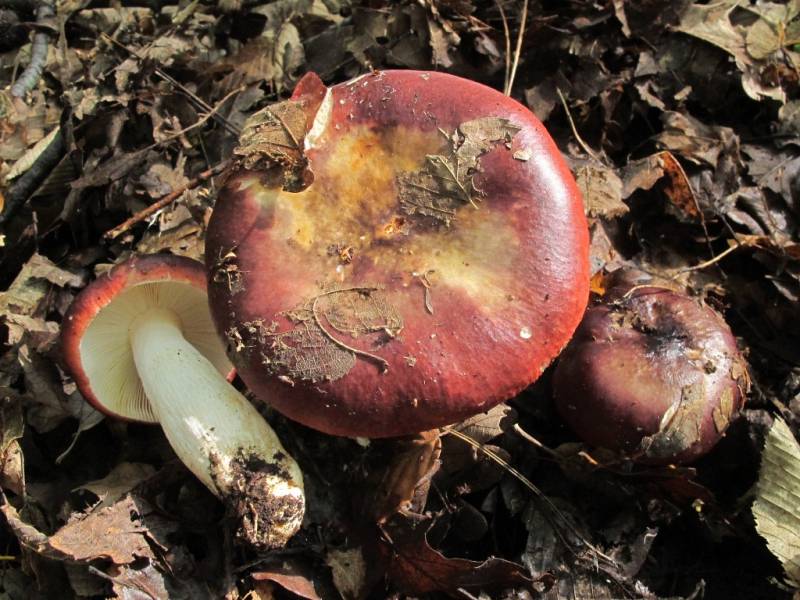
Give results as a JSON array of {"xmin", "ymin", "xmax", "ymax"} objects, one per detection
[
  {"xmin": 207, "ymin": 70, "xmax": 589, "ymax": 438},
  {"xmin": 62, "ymin": 254, "xmax": 233, "ymax": 422},
  {"xmin": 553, "ymin": 282, "xmax": 750, "ymax": 464}
]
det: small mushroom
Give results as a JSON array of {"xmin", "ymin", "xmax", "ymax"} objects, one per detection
[
  {"xmin": 553, "ymin": 277, "xmax": 750, "ymax": 464},
  {"xmin": 206, "ymin": 70, "xmax": 590, "ymax": 438},
  {"xmin": 61, "ymin": 254, "xmax": 304, "ymax": 549}
]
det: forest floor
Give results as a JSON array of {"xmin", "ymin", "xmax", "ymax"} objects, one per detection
[{"xmin": 0, "ymin": 1, "xmax": 799, "ymax": 599}]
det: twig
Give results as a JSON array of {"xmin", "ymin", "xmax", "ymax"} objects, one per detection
[
  {"xmin": 0, "ymin": 126, "xmax": 63, "ymax": 225},
  {"xmin": 556, "ymin": 87, "xmax": 602, "ymax": 161},
  {"xmin": 675, "ymin": 243, "xmax": 739, "ymax": 273},
  {"xmin": 442, "ymin": 426, "xmax": 618, "ymax": 566},
  {"xmin": 503, "ymin": 0, "xmax": 529, "ymax": 96},
  {"xmin": 493, "ymin": 0, "xmax": 511, "ymax": 94},
  {"xmin": 103, "ymin": 162, "xmax": 226, "ymax": 240},
  {"xmin": 99, "ymin": 32, "xmax": 241, "ymax": 137},
  {"xmin": 10, "ymin": 0, "xmax": 54, "ymax": 98},
  {"xmin": 87, "ymin": 566, "xmax": 160, "ymax": 600}
]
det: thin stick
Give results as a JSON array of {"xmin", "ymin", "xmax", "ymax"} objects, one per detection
[
  {"xmin": 100, "ymin": 32, "xmax": 241, "ymax": 137},
  {"xmin": 103, "ymin": 162, "xmax": 226, "ymax": 240},
  {"xmin": 100, "ymin": 83, "xmax": 241, "ymax": 238},
  {"xmin": 10, "ymin": 0, "xmax": 54, "ymax": 97},
  {"xmin": 494, "ymin": 0, "xmax": 512, "ymax": 94},
  {"xmin": 676, "ymin": 243, "xmax": 739, "ymax": 273},
  {"xmin": 504, "ymin": 0, "xmax": 529, "ymax": 96},
  {"xmin": 0, "ymin": 127, "xmax": 63, "ymax": 225},
  {"xmin": 557, "ymin": 87, "xmax": 602, "ymax": 161},
  {"xmin": 442, "ymin": 426, "xmax": 618, "ymax": 566}
]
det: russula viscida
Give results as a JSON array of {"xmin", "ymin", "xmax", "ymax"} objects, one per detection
[
  {"xmin": 553, "ymin": 277, "xmax": 749, "ymax": 464},
  {"xmin": 61, "ymin": 254, "xmax": 304, "ymax": 548},
  {"xmin": 207, "ymin": 70, "xmax": 590, "ymax": 438}
]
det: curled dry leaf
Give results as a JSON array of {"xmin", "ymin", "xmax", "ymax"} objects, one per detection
[
  {"xmin": 252, "ymin": 560, "xmax": 327, "ymax": 600},
  {"xmin": 363, "ymin": 429, "xmax": 442, "ymax": 523},
  {"xmin": 381, "ymin": 515, "xmax": 532, "ymax": 595},
  {"xmin": 234, "ymin": 98, "xmax": 309, "ymax": 189},
  {"xmin": 0, "ymin": 391, "xmax": 25, "ymax": 496},
  {"xmin": 436, "ymin": 404, "xmax": 515, "ymax": 495},
  {"xmin": 621, "ymin": 151, "xmax": 698, "ymax": 221}
]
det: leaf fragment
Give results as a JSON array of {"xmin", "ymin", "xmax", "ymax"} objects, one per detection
[
  {"xmin": 753, "ymin": 418, "xmax": 800, "ymax": 588},
  {"xmin": 235, "ymin": 99, "xmax": 308, "ymax": 172},
  {"xmin": 397, "ymin": 117, "xmax": 521, "ymax": 226},
  {"xmin": 574, "ymin": 162, "xmax": 628, "ymax": 219},
  {"xmin": 639, "ymin": 381, "xmax": 706, "ymax": 460},
  {"xmin": 75, "ymin": 462, "xmax": 157, "ymax": 509},
  {"xmin": 326, "ymin": 548, "xmax": 367, "ymax": 600},
  {"xmin": 49, "ymin": 494, "xmax": 175, "ymax": 565},
  {"xmin": 247, "ymin": 285, "xmax": 403, "ymax": 384}
]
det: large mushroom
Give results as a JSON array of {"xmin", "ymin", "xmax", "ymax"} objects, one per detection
[
  {"xmin": 206, "ymin": 70, "xmax": 590, "ymax": 438},
  {"xmin": 61, "ymin": 254, "xmax": 304, "ymax": 549}
]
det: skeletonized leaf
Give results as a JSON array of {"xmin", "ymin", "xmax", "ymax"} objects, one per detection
[
  {"xmin": 397, "ymin": 117, "xmax": 520, "ymax": 226},
  {"xmin": 263, "ymin": 285, "xmax": 403, "ymax": 384},
  {"xmin": 752, "ymin": 418, "xmax": 800, "ymax": 588}
]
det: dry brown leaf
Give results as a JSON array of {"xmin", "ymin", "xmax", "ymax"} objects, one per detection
[
  {"xmin": 136, "ymin": 217, "xmax": 204, "ymax": 261},
  {"xmin": 656, "ymin": 112, "xmax": 734, "ymax": 167},
  {"xmin": 621, "ymin": 151, "xmax": 699, "ymax": 220},
  {"xmin": 753, "ymin": 418, "xmax": 800, "ymax": 588},
  {"xmin": 675, "ymin": 1, "xmax": 789, "ymax": 102},
  {"xmin": 326, "ymin": 548, "xmax": 366, "ymax": 600},
  {"xmin": 0, "ymin": 253, "xmax": 84, "ymax": 318},
  {"xmin": 659, "ymin": 150, "xmax": 700, "ymax": 220},
  {"xmin": 75, "ymin": 463, "xmax": 157, "ymax": 509},
  {"xmin": 621, "ymin": 154, "xmax": 667, "ymax": 199},
  {"xmin": 382, "ymin": 515, "xmax": 531, "ymax": 594},
  {"xmin": 235, "ymin": 99, "xmax": 308, "ymax": 172},
  {"xmin": 575, "ymin": 162, "xmax": 628, "ymax": 219},
  {"xmin": 364, "ymin": 430, "xmax": 442, "ymax": 523},
  {"xmin": 0, "ymin": 391, "xmax": 25, "ymax": 496},
  {"xmin": 744, "ymin": 2, "xmax": 800, "ymax": 61},
  {"xmin": 451, "ymin": 403, "xmax": 515, "ymax": 444},
  {"xmin": 252, "ymin": 560, "xmax": 326, "ymax": 600},
  {"xmin": 4, "ymin": 126, "xmax": 61, "ymax": 183},
  {"xmin": 49, "ymin": 494, "xmax": 174, "ymax": 565}
]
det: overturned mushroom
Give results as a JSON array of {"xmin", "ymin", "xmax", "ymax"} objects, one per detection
[
  {"xmin": 553, "ymin": 276, "xmax": 750, "ymax": 464},
  {"xmin": 61, "ymin": 254, "xmax": 304, "ymax": 549},
  {"xmin": 206, "ymin": 70, "xmax": 590, "ymax": 438}
]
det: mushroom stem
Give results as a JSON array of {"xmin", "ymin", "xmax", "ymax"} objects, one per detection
[{"xmin": 129, "ymin": 307, "xmax": 304, "ymax": 548}]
